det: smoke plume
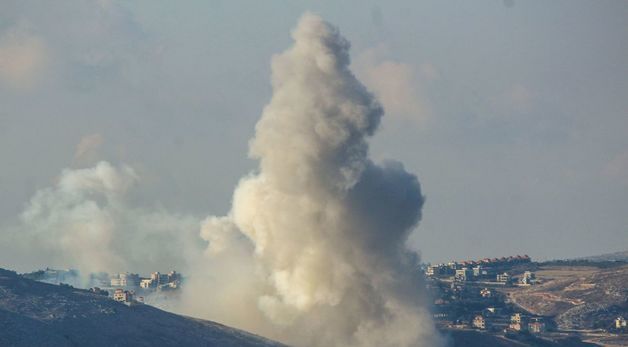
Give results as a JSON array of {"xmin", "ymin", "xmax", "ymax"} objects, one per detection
[
  {"xmin": 0, "ymin": 161, "xmax": 202, "ymax": 275},
  {"xmin": 184, "ymin": 14, "xmax": 444, "ymax": 347}
]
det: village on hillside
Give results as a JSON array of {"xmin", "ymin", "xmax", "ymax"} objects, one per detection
[
  {"xmin": 22, "ymin": 268, "xmax": 182, "ymax": 306},
  {"xmin": 20, "ymin": 253, "xmax": 628, "ymax": 346},
  {"xmin": 423, "ymin": 255, "xmax": 628, "ymax": 346}
]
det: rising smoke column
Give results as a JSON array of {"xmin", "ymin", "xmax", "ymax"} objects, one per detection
[{"xmin": 189, "ymin": 14, "xmax": 444, "ymax": 347}]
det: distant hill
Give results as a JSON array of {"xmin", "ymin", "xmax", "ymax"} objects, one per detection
[
  {"xmin": 0, "ymin": 268, "xmax": 284, "ymax": 347},
  {"xmin": 575, "ymin": 250, "xmax": 628, "ymax": 262}
]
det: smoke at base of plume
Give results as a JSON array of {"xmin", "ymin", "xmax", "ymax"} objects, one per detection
[{"xmin": 183, "ymin": 13, "xmax": 444, "ymax": 347}]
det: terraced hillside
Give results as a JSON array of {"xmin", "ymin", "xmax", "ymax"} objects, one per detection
[{"xmin": 503, "ymin": 265, "xmax": 628, "ymax": 331}]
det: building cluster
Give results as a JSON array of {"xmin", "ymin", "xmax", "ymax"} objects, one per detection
[
  {"xmin": 139, "ymin": 271, "xmax": 181, "ymax": 290},
  {"xmin": 110, "ymin": 271, "xmax": 181, "ymax": 291},
  {"xmin": 23, "ymin": 267, "xmax": 183, "ymax": 308},
  {"xmin": 104, "ymin": 271, "xmax": 182, "ymax": 306},
  {"xmin": 505, "ymin": 313, "xmax": 546, "ymax": 333},
  {"xmin": 427, "ymin": 254, "xmax": 555, "ymax": 339},
  {"xmin": 470, "ymin": 311, "xmax": 546, "ymax": 333},
  {"xmin": 426, "ymin": 255, "xmax": 534, "ymax": 285}
]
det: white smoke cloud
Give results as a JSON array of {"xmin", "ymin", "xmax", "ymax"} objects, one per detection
[
  {"xmin": 183, "ymin": 14, "xmax": 444, "ymax": 347},
  {"xmin": 0, "ymin": 161, "xmax": 202, "ymax": 275}
]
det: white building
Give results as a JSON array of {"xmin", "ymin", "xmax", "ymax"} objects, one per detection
[
  {"xmin": 480, "ymin": 288, "xmax": 492, "ymax": 298},
  {"xmin": 455, "ymin": 268, "xmax": 472, "ymax": 282},
  {"xmin": 110, "ymin": 273, "xmax": 140, "ymax": 287},
  {"xmin": 511, "ymin": 313, "xmax": 525, "ymax": 324},
  {"xmin": 472, "ymin": 315, "xmax": 487, "ymax": 330},
  {"xmin": 113, "ymin": 289, "xmax": 133, "ymax": 302},
  {"xmin": 496, "ymin": 272, "xmax": 511, "ymax": 283},
  {"xmin": 520, "ymin": 271, "xmax": 537, "ymax": 285},
  {"xmin": 140, "ymin": 278, "xmax": 154, "ymax": 289},
  {"xmin": 528, "ymin": 318, "xmax": 545, "ymax": 333}
]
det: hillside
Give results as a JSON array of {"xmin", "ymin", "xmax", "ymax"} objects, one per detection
[
  {"xmin": 0, "ymin": 268, "xmax": 285, "ymax": 347},
  {"xmin": 499, "ymin": 264, "xmax": 628, "ymax": 346},
  {"xmin": 503, "ymin": 265, "xmax": 628, "ymax": 329},
  {"xmin": 2, "ymin": 266, "xmax": 615, "ymax": 347},
  {"xmin": 576, "ymin": 251, "xmax": 628, "ymax": 263}
]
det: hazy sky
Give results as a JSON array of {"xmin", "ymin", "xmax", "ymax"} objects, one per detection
[{"xmin": 1, "ymin": 0, "xmax": 627, "ymax": 264}]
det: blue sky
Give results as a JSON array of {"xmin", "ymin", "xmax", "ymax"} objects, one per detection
[{"xmin": 0, "ymin": 0, "xmax": 626, "ymax": 264}]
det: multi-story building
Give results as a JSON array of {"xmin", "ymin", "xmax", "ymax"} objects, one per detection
[
  {"xmin": 121, "ymin": 273, "xmax": 140, "ymax": 287},
  {"xmin": 110, "ymin": 273, "xmax": 140, "ymax": 287},
  {"xmin": 167, "ymin": 271, "xmax": 181, "ymax": 283},
  {"xmin": 528, "ymin": 318, "xmax": 545, "ymax": 333},
  {"xmin": 425, "ymin": 266, "xmax": 435, "ymax": 276},
  {"xmin": 520, "ymin": 271, "xmax": 537, "ymax": 285},
  {"xmin": 113, "ymin": 288, "xmax": 133, "ymax": 302},
  {"xmin": 509, "ymin": 313, "xmax": 529, "ymax": 331},
  {"xmin": 480, "ymin": 288, "xmax": 492, "ymax": 298},
  {"xmin": 616, "ymin": 316, "xmax": 627, "ymax": 329},
  {"xmin": 138, "ymin": 271, "xmax": 181, "ymax": 290},
  {"xmin": 472, "ymin": 265, "xmax": 482, "ymax": 277},
  {"xmin": 140, "ymin": 278, "xmax": 154, "ymax": 289},
  {"xmin": 149, "ymin": 272, "xmax": 170, "ymax": 285},
  {"xmin": 511, "ymin": 313, "xmax": 524, "ymax": 324},
  {"xmin": 496, "ymin": 272, "xmax": 511, "ymax": 283},
  {"xmin": 472, "ymin": 315, "xmax": 487, "ymax": 330},
  {"xmin": 455, "ymin": 268, "xmax": 473, "ymax": 282}
]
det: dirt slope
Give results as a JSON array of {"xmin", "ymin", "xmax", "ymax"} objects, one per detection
[{"xmin": 504, "ymin": 265, "xmax": 628, "ymax": 330}]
